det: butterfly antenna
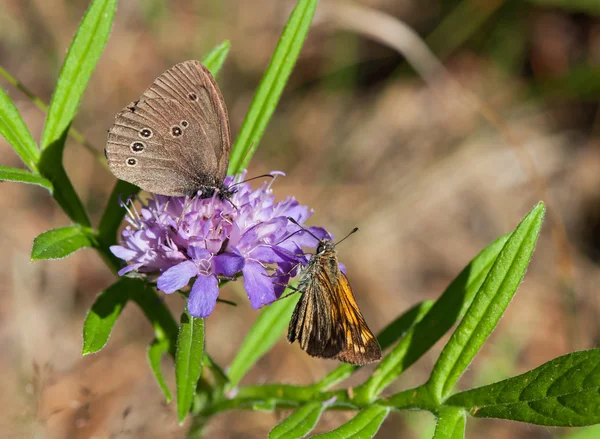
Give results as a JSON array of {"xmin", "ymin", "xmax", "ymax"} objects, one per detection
[
  {"xmin": 228, "ymin": 173, "xmax": 274, "ymax": 188},
  {"xmin": 334, "ymin": 227, "xmax": 359, "ymax": 247},
  {"xmin": 287, "ymin": 217, "xmax": 322, "ymax": 242}
]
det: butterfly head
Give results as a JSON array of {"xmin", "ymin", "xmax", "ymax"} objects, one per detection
[{"xmin": 316, "ymin": 239, "xmax": 336, "ymax": 255}]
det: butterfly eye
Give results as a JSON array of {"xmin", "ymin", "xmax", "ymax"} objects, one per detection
[
  {"xmin": 171, "ymin": 126, "xmax": 183, "ymax": 137},
  {"xmin": 139, "ymin": 128, "xmax": 153, "ymax": 139},
  {"xmin": 126, "ymin": 158, "xmax": 137, "ymax": 167},
  {"xmin": 130, "ymin": 141, "xmax": 145, "ymax": 153},
  {"xmin": 181, "ymin": 120, "xmax": 189, "ymax": 128},
  {"xmin": 188, "ymin": 92, "xmax": 198, "ymax": 101}
]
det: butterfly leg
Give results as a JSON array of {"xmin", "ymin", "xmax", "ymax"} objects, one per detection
[
  {"xmin": 271, "ymin": 282, "xmax": 302, "ymax": 301},
  {"xmin": 262, "ymin": 261, "xmax": 302, "ymax": 279}
]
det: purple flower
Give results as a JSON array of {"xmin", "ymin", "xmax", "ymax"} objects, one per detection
[{"xmin": 111, "ymin": 172, "xmax": 330, "ymax": 318}]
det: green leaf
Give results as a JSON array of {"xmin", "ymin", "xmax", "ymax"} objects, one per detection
[
  {"xmin": 31, "ymin": 225, "xmax": 95, "ymax": 260},
  {"xmin": 311, "ymin": 406, "xmax": 391, "ymax": 439},
  {"xmin": 433, "ymin": 408, "xmax": 466, "ymax": 439},
  {"xmin": 35, "ymin": 0, "xmax": 115, "ymax": 227},
  {"xmin": 0, "ymin": 88, "xmax": 39, "ymax": 170},
  {"xmin": 40, "ymin": 0, "xmax": 116, "ymax": 151},
  {"xmin": 0, "ymin": 165, "xmax": 52, "ymax": 192},
  {"xmin": 227, "ymin": 294, "xmax": 299, "ymax": 389},
  {"xmin": 269, "ymin": 402, "xmax": 328, "ymax": 439},
  {"xmin": 561, "ymin": 425, "xmax": 600, "ymax": 439},
  {"xmin": 353, "ymin": 233, "xmax": 511, "ymax": 403},
  {"xmin": 427, "ymin": 202, "xmax": 545, "ymax": 402},
  {"xmin": 202, "ymin": 40, "xmax": 231, "ymax": 77},
  {"xmin": 38, "ymin": 128, "xmax": 90, "ymax": 226},
  {"xmin": 227, "ymin": 0, "xmax": 318, "ymax": 174},
  {"xmin": 317, "ymin": 300, "xmax": 434, "ymax": 390},
  {"xmin": 526, "ymin": 0, "xmax": 600, "ymax": 14},
  {"xmin": 82, "ymin": 278, "xmax": 136, "ymax": 355},
  {"xmin": 148, "ymin": 337, "xmax": 173, "ymax": 403},
  {"xmin": 447, "ymin": 349, "xmax": 600, "ymax": 427},
  {"xmin": 176, "ymin": 311, "xmax": 205, "ymax": 423}
]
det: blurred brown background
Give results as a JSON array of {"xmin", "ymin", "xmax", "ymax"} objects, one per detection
[{"xmin": 1, "ymin": 0, "xmax": 600, "ymax": 437}]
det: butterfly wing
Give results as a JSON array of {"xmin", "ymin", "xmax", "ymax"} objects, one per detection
[
  {"xmin": 140, "ymin": 60, "xmax": 231, "ymax": 179},
  {"xmin": 288, "ymin": 263, "xmax": 346, "ymax": 359},
  {"xmin": 288, "ymin": 252, "xmax": 382, "ymax": 365},
  {"xmin": 106, "ymin": 98, "xmax": 221, "ymax": 196},
  {"xmin": 105, "ymin": 61, "xmax": 231, "ymax": 196},
  {"xmin": 332, "ymin": 273, "xmax": 382, "ymax": 365}
]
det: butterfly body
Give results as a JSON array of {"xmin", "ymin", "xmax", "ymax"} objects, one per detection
[
  {"xmin": 288, "ymin": 239, "xmax": 382, "ymax": 365},
  {"xmin": 105, "ymin": 61, "xmax": 233, "ymax": 198}
]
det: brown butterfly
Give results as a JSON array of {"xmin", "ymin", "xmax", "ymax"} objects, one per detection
[
  {"xmin": 105, "ymin": 60, "xmax": 233, "ymax": 199},
  {"xmin": 286, "ymin": 218, "xmax": 382, "ymax": 365}
]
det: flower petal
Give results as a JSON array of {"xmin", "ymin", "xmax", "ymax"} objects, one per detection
[
  {"xmin": 110, "ymin": 245, "xmax": 137, "ymax": 261},
  {"xmin": 187, "ymin": 245, "xmax": 211, "ymax": 261},
  {"xmin": 157, "ymin": 260, "xmax": 198, "ymax": 294},
  {"xmin": 242, "ymin": 261, "xmax": 276, "ymax": 309},
  {"xmin": 248, "ymin": 245, "xmax": 290, "ymax": 264},
  {"xmin": 118, "ymin": 262, "xmax": 142, "ymax": 276},
  {"xmin": 187, "ymin": 274, "xmax": 219, "ymax": 318},
  {"xmin": 212, "ymin": 252, "xmax": 245, "ymax": 277}
]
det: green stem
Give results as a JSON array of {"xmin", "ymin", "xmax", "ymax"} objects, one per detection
[
  {"xmin": 199, "ymin": 387, "xmax": 351, "ymax": 417},
  {"xmin": 196, "ymin": 383, "xmax": 439, "ymax": 420},
  {"xmin": 377, "ymin": 385, "xmax": 437, "ymax": 411}
]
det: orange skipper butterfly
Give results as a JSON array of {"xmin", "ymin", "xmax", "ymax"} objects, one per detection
[{"xmin": 285, "ymin": 218, "xmax": 382, "ymax": 365}]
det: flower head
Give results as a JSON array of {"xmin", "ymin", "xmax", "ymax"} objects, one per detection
[{"xmin": 111, "ymin": 172, "xmax": 329, "ymax": 317}]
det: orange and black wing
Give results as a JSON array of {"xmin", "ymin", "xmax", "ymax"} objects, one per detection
[
  {"xmin": 288, "ymin": 260, "xmax": 381, "ymax": 365},
  {"xmin": 331, "ymin": 273, "xmax": 382, "ymax": 365}
]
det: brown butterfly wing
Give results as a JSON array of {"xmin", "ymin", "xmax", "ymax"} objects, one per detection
[
  {"xmin": 288, "ymin": 249, "xmax": 382, "ymax": 365},
  {"xmin": 105, "ymin": 61, "xmax": 231, "ymax": 196},
  {"xmin": 332, "ymin": 273, "xmax": 382, "ymax": 365},
  {"xmin": 106, "ymin": 98, "xmax": 221, "ymax": 196},
  {"xmin": 140, "ymin": 60, "xmax": 231, "ymax": 179},
  {"xmin": 288, "ymin": 261, "xmax": 346, "ymax": 359}
]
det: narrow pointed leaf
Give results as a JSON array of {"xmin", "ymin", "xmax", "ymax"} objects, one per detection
[
  {"xmin": 311, "ymin": 406, "xmax": 391, "ymax": 439},
  {"xmin": 227, "ymin": 0, "xmax": 318, "ymax": 174},
  {"xmin": 269, "ymin": 402, "xmax": 328, "ymax": 439},
  {"xmin": 82, "ymin": 278, "xmax": 137, "ymax": 355},
  {"xmin": 0, "ymin": 88, "xmax": 39, "ymax": 170},
  {"xmin": 0, "ymin": 166, "xmax": 52, "ymax": 192},
  {"xmin": 447, "ymin": 349, "xmax": 600, "ymax": 427},
  {"xmin": 433, "ymin": 408, "xmax": 466, "ymax": 439},
  {"xmin": 427, "ymin": 202, "xmax": 545, "ymax": 402},
  {"xmin": 148, "ymin": 338, "xmax": 173, "ymax": 403},
  {"xmin": 353, "ymin": 233, "xmax": 511, "ymax": 403},
  {"xmin": 202, "ymin": 40, "xmax": 231, "ymax": 76},
  {"xmin": 176, "ymin": 311, "xmax": 205, "ymax": 423},
  {"xmin": 38, "ymin": 128, "xmax": 90, "ymax": 226},
  {"xmin": 31, "ymin": 225, "xmax": 95, "ymax": 260},
  {"xmin": 227, "ymin": 293, "xmax": 299, "ymax": 388},
  {"xmin": 40, "ymin": 0, "xmax": 116, "ymax": 151},
  {"xmin": 317, "ymin": 300, "xmax": 434, "ymax": 390}
]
